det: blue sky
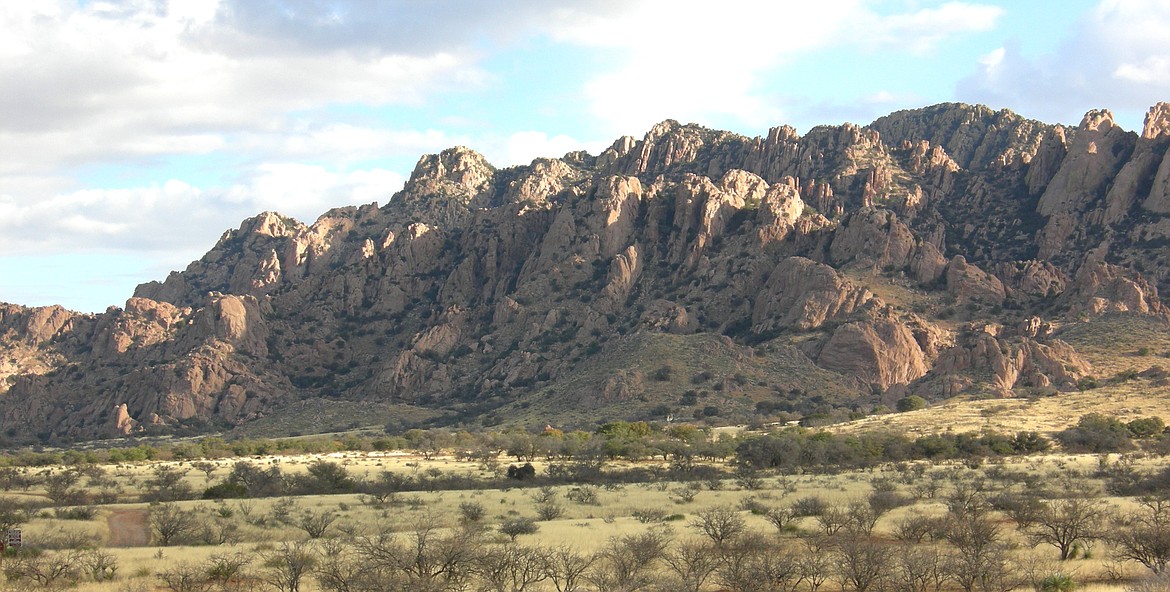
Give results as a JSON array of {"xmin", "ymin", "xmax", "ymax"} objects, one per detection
[{"xmin": 3, "ymin": 0, "xmax": 1170, "ymax": 313}]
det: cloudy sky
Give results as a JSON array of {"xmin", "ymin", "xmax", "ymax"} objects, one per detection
[{"xmin": 3, "ymin": 0, "xmax": 1170, "ymax": 312}]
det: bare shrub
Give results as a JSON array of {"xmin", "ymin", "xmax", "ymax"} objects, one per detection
[
  {"xmin": 690, "ymin": 505, "xmax": 746, "ymax": 547},
  {"xmin": 587, "ymin": 529, "xmax": 671, "ymax": 591},
  {"xmin": 296, "ymin": 509, "xmax": 338, "ymax": 539},
  {"xmin": 261, "ymin": 541, "xmax": 316, "ymax": 592},
  {"xmin": 459, "ymin": 501, "xmax": 486, "ymax": 523},
  {"xmin": 632, "ymin": 508, "xmax": 667, "ymax": 523},
  {"xmin": 3, "ymin": 549, "xmax": 85, "ymax": 590},
  {"xmin": 157, "ymin": 561, "xmax": 213, "ymax": 592},
  {"xmin": 474, "ymin": 544, "xmax": 550, "ymax": 592},
  {"xmin": 544, "ymin": 545, "xmax": 594, "ymax": 592},
  {"xmin": 150, "ymin": 502, "xmax": 198, "ymax": 546},
  {"xmin": 663, "ymin": 538, "xmax": 720, "ymax": 592}
]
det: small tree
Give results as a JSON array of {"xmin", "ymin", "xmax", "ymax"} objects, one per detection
[
  {"xmin": 506, "ymin": 463, "xmax": 536, "ymax": 480},
  {"xmin": 1112, "ymin": 496, "xmax": 1170, "ymax": 574},
  {"xmin": 536, "ymin": 499, "xmax": 565, "ymax": 521},
  {"xmin": 897, "ymin": 396, "xmax": 928, "ymax": 412},
  {"xmin": 890, "ymin": 544, "xmax": 946, "ymax": 592},
  {"xmin": 0, "ymin": 496, "xmax": 28, "ymax": 533},
  {"xmin": 588, "ymin": 530, "xmax": 670, "ymax": 591},
  {"xmin": 943, "ymin": 508, "xmax": 1019, "ymax": 592},
  {"xmin": 143, "ymin": 465, "xmax": 193, "ymax": 502},
  {"xmin": 1031, "ymin": 495, "xmax": 1106, "ymax": 560},
  {"xmin": 362, "ymin": 470, "xmax": 409, "ymax": 506},
  {"xmin": 296, "ymin": 460, "xmax": 355, "ymax": 494},
  {"xmin": 44, "ymin": 470, "xmax": 86, "ymax": 506},
  {"xmin": 190, "ymin": 461, "xmax": 218, "ymax": 483},
  {"xmin": 765, "ymin": 505, "xmax": 796, "ymax": 533},
  {"xmin": 690, "ymin": 505, "xmax": 746, "ymax": 547},
  {"xmin": 474, "ymin": 544, "xmax": 550, "ymax": 592},
  {"xmin": 459, "ymin": 501, "xmax": 486, "ymax": 523},
  {"xmin": 833, "ymin": 533, "xmax": 891, "ymax": 592},
  {"xmin": 204, "ymin": 552, "xmax": 252, "ymax": 589},
  {"xmin": 663, "ymin": 538, "xmax": 720, "ymax": 592},
  {"xmin": 3, "ymin": 549, "xmax": 84, "ymax": 589},
  {"xmin": 545, "ymin": 545, "xmax": 595, "ymax": 592},
  {"xmin": 262, "ymin": 541, "xmax": 316, "ymax": 592},
  {"xmin": 157, "ymin": 561, "xmax": 213, "ymax": 592},
  {"xmin": 499, "ymin": 517, "xmax": 539, "ymax": 542},
  {"xmin": 150, "ymin": 502, "xmax": 196, "ymax": 546},
  {"xmin": 296, "ymin": 509, "xmax": 338, "ymax": 539}
]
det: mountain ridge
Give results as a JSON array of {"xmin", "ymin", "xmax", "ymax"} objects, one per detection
[{"xmin": 3, "ymin": 101, "xmax": 1169, "ymax": 443}]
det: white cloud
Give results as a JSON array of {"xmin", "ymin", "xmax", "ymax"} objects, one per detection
[
  {"xmin": 958, "ymin": 0, "xmax": 1170, "ymax": 130},
  {"xmin": 490, "ymin": 131, "xmax": 609, "ymax": 167},
  {"xmin": 255, "ymin": 125, "xmax": 462, "ymax": 166},
  {"xmin": 0, "ymin": 165, "xmax": 405, "ymax": 257},
  {"xmin": 863, "ymin": 2, "xmax": 1003, "ymax": 54},
  {"xmin": 542, "ymin": 1, "xmax": 1006, "ymax": 136},
  {"xmin": 0, "ymin": 0, "xmax": 492, "ymax": 310},
  {"xmin": 0, "ymin": 1, "xmax": 482, "ymax": 178},
  {"xmin": 979, "ymin": 47, "xmax": 1006, "ymax": 69},
  {"xmin": 224, "ymin": 164, "xmax": 405, "ymax": 221},
  {"xmin": 1114, "ymin": 55, "xmax": 1170, "ymax": 84},
  {"xmin": 544, "ymin": 1, "xmax": 860, "ymax": 135},
  {"xmin": 0, "ymin": 161, "xmax": 406, "ymax": 311}
]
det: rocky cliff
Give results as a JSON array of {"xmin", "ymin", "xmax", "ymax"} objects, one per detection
[{"xmin": 3, "ymin": 102, "xmax": 1170, "ymax": 441}]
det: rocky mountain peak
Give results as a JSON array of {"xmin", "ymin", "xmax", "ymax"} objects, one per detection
[
  {"xmin": 1079, "ymin": 108, "xmax": 1115, "ymax": 132},
  {"xmin": 405, "ymin": 146, "xmax": 496, "ymax": 202},
  {"xmin": 5, "ymin": 101, "xmax": 1170, "ymax": 442},
  {"xmin": 239, "ymin": 211, "xmax": 302, "ymax": 238},
  {"xmin": 1143, "ymin": 102, "xmax": 1170, "ymax": 140}
]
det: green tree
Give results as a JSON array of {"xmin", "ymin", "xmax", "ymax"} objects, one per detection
[{"xmin": 897, "ymin": 396, "xmax": 927, "ymax": 412}]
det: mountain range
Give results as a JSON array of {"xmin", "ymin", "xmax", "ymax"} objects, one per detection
[{"xmin": 3, "ymin": 102, "xmax": 1170, "ymax": 443}]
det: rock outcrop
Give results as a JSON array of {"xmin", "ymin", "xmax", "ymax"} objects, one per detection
[
  {"xmin": 3, "ymin": 101, "xmax": 1170, "ymax": 441},
  {"xmin": 751, "ymin": 258, "xmax": 874, "ymax": 332},
  {"xmin": 913, "ymin": 322, "xmax": 1091, "ymax": 398}
]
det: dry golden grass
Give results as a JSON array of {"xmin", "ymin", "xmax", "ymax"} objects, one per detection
[
  {"xmin": 6, "ymin": 449, "xmax": 1165, "ymax": 591},
  {"xmin": 834, "ymin": 381, "xmax": 1170, "ymax": 438}
]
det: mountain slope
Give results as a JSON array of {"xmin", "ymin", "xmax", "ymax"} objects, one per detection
[{"xmin": 3, "ymin": 102, "xmax": 1170, "ymax": 442}]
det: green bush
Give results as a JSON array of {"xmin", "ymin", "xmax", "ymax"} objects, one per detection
[
  {"xmin": 202, "ymin": 482, "xmax": 248, "ymax": 500},
  {"xmin": 1039, "ymin": 573, "xmax": 1076, "ymax": 592},
  {"xmin": 896, "ymin": 396, "xmax": 927, "ymax": 412}
]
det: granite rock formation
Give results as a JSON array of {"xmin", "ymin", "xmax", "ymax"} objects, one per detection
[{"xmin": 4, "ymin": 102, "xmax": 1170, "ymax": 441}]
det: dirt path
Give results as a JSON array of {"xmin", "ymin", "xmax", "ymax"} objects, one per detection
[{"xmin": 107, "ymin": 508, "xmax": 150, "ymax": 547}]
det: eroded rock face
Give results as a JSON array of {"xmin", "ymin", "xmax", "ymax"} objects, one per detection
[
  {"xmin": 915, "ymin": 322, "xmax": 1091, "ymax": 398},
  {"xmin": 640, "ymin": 300, "xmax": 695, "ymax": 334},
  {"xmin": 5, "ymin": 101, "xmax": 1170, "ymax": 440},
  {"xmin": 111, "ymin": 403, "xmax": 138, "ymax": 436},
  {"xmin": 1106, "ymin": 106, "xmax": 1170, "ymax": 222},
  {"xmin": 1143, "ymin": 102, "xmax": 1170, "ymax": 140},
  {"xmin": 1065, "ymin": 261, "xmax": 1168, "ymax": 316},
  {"xmin": 0, "ymin": 304, "xmax": 76, "ymax": 344},
  {"xmin": 751, "ymin": 258, "xmax": 874, "ymax": 332},
  {"xmin": 805, "ymin": 313, "xmax": 929, "ymax": 390},
  {"xmin": 829, "ymin": 208, "xmax": 916, "ymax": 270},
  {"xmin": 946, "ymin": 256, "xmax": 1006, "ymax": 305}
]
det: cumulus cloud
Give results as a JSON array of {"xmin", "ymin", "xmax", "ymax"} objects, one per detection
[
  {"xmin": 0, "ymin": 2, "xmax": 480, "ymax": 173},
  {"xmin": 223, "ymin": 164, "xmax": 405, "ymax": 221},
  {"xmin": 482, "ymin": 131, "xmax": 610, "ymax": 168},
  {"xmin": 0, "ymin": 0, "xmax": 508, "ymax": 305},
  {"xmin": 544, "ymin": 0, "xmax": 859, "ymax": 135},
  {"xmin": 0, "ymin": 164, "xmax": 407, "ymax": 256},
  {"xmin": 862, "ymin": 2, "xmax": 1003, "ymax": 54},
  {"xmin": 958, "ymin": 0, "xmax": 1170, "ymax": 130},
  {"xmin": 543, "ymin": 0, "xmax": 1004, "ymax": 136}
]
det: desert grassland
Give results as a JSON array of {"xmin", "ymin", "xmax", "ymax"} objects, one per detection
[
  {"xmin": 833, "ymin": 383, "xmax": 1170, "ymax": 438},
  {"xmin": 832, "ymin": 313, "xmax": 1170, "ymax": 438},
  {"xmin": 3, "ymin": 449, "xmax": 1165, "ymax": 591}
]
